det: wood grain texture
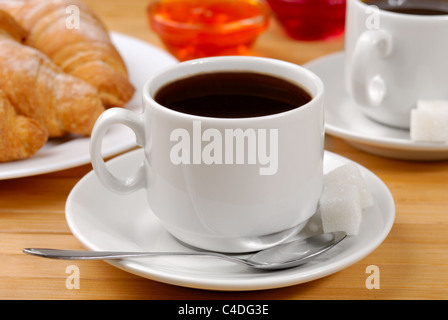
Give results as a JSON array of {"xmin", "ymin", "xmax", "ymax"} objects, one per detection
[{"xmin": 1, "ymin": 0, "xmax": 447, "ymax": 300}]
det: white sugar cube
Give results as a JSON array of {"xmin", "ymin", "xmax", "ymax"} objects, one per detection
[
  {"xmin": 320, "ymin": 184, "xmax": 362, "ymax": 236},
  {"xmin": 411, "ymin": 108, "xmax": 448, "ymax": 142},
  {"xmin": 318, "ymin": 163, "xmax": 373, "ymax": 236},
  {"xmin": 411, "ymin": 100, "xmax": 448, "ymax": 142},
  {"xmin": 322, "ymin": 163, "xmax": 373, "ymax": 209},
  {"xmin": 417, "ymin": 100, "xmax": 448, "ymax": 113}
]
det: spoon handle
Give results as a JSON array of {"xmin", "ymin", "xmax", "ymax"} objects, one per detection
[
  {"xmin": 22, "ymin": 248, "xmax": 254, "ymax": 267},
  {"xmin": 24, "ymin": 248, "xmax": 215, "ymax": 260}
]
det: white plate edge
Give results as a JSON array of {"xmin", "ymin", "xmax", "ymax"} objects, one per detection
[{"xmin": 0, "ymin": 32, "xmax": 178, "ymax": 180}]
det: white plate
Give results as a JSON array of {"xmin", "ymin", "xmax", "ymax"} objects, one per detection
[
  {"xmin": 305, "ymin": 52, "xmax": 448, "ymax": 161},
  {"xmin": 65, "ymin": 148, "xmax": 395, "ymax": 291},
  {"xmin": 0, "ymin": 32, "xmax": 178, "ymax": 180}
]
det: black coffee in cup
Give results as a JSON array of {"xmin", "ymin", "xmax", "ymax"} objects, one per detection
[
  {"xmin": 363, "ymin": 0, "xmax": 448, "ymax": 15},
  {"xmin": 154, "ymin": 72, "xmax": 312, "ymax": 118}
]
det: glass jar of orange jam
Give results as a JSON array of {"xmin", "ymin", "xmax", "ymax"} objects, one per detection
[{"xmin": 147, "ymin": 0, "xmax": 270, "ymax": 61}]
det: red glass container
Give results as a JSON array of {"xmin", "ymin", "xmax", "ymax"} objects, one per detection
[
  {"xmin": 267, "ymin": 0, "xmax": 346, "ymax": 41},
  {"xmin": 148, "ymin": 0, "xmax": 270, "ymax": 61}
]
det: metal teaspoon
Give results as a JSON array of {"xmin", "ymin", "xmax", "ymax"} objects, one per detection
[{"xmin": 23, "ymin": 231, "xmax": 346, "ymax": 270}]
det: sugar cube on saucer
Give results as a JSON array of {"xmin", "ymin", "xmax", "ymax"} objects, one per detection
[
  {"xmin": 320, "ymin": 184, "xmax": 362, "ymax": 236},
  {"xmin": 410, "ymin": 100, "xmax": 448, "ymax": 142},
  {"xmin": 319, "ymin": 163, "xmax": 373, "ymax": 236},
  {"xmin": 322, "ymin": 163, "xmax": 373, "ymax": 209},
  {"xmin": 417, "ymin": 100, "xmax": 448, "ymax": 113}
]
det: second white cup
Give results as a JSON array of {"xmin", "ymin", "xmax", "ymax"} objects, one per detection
[{"xmin": 345, "ymin": 0, "xmax": 448, "ymax": 129}]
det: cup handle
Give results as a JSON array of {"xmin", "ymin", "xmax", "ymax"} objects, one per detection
[
  {"xmin": 349, "ymin": 29, "xmax": 393, "ymax": 107},
  {"xmin": 90, "ymin": 108, "xmax": 146, "ymax": 194}
]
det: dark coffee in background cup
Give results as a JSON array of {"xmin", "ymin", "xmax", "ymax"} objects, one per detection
[
  {"xmin": 154, "ymin": 72, "xmax": 312, "ymax": 118},
  {"xmin": 363, "ymin": 0, "xmax": 448, "ymax": 15}
]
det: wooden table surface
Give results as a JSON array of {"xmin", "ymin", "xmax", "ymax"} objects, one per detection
[{"xmin": 1, "ymin": 0, "xmax": 447, "ymax": 300}]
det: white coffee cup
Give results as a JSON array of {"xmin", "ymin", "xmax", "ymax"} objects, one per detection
[
  {"xmin": 90, "ymin": 56, "xmax": 324, "ymax": 253},
  {"xmin": 345, "ymin": 0, "xmax": 448, "ymax": 129}
]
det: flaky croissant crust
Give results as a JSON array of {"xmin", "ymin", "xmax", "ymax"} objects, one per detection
[
  {"xmin": 0, "ymin": 8, "xmax": 107, "ymax": 161},
  {"xmin": 0, "ymin": 0, "xmax": 135, "ymax": 108}
]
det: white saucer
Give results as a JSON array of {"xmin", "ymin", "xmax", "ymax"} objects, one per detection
[
  {"xmin": 305, "ymin": 52, "xmax": 448, "ymax": 161},
  {"xmin": 0, "ymin": 32, "xmax": 178, "ymax": 180},
  {"xmin": 65, "ymin": 149, "xmax": 395, "ymax": 291}
]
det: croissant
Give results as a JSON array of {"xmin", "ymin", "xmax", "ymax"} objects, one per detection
[
  {"xmin": 0, "ymin": 0, "xmax": 135, "ymax": 108},
  {"xmin": 0, "ymin": 9, "xmax": 105, "ymax": 138},
  {"xmin": 0, "ymin": 90, "xmax": 48, "ymax": 162}
]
